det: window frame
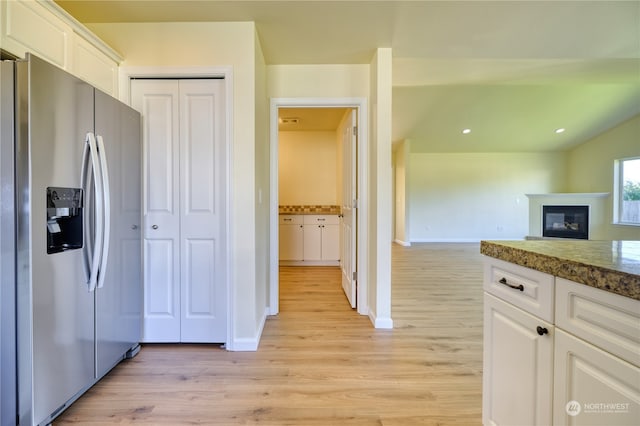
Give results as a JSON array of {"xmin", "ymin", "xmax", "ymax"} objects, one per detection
[{"xmin": 613, "ymin": 156, "xmax": 640, "ymax": 226}]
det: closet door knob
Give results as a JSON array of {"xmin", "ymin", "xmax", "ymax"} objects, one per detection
[{"xmin": 151, "ymin": 224, "xmax": 159, "ymax": 230}]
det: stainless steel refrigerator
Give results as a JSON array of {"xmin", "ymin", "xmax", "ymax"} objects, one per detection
[{"xmin": 0, "ymin": 53, "xmax": 142, "ymax": 426}]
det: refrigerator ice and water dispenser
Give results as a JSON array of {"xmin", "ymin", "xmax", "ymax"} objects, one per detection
[{"xmin": 46, "ymin": 187, "xmax": 83, "ymax": 254}]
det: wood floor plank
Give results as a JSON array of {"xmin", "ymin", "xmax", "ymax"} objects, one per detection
[{"xmin": 54, "ymin": 243, "xmax": 484, "ymax": 425}]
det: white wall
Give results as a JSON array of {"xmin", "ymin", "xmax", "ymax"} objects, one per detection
[
  {"xmin": 567, "ymin": 114, "xmax": 640, "ymax": 240},
  {"xmin": 368, "ymin": 48, "xmax": 393, "ymax": 329},
  {"xmin": 268, "ymin": 64, "xmax": 369, "ymax": 98},
  {"xmin": 409, "ymin": 152, "xmax": 568, "ymax": 242},
  {"xmin": 278, "ymin": 131, "xmax": 339, "ymax": 205},
  {"xmin": 393, "ymin": 139, "xmax": 410, "ymax": 246},
  {"xmin": 254, "ymin": 30, "xmax": 270, "ymax": 342}
]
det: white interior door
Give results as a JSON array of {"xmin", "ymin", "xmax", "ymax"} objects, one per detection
[
  {"xmin": 132, "ymin": 80, "xmax": 181, "ymax": 342},
  {"xmin": 178, "ymin": 79, "xmax": 227, "ymax": 343},
  {"xmin": 131, "ymin": 78, "xmax": 226, "ymax": 343},
  {"xmin": 340, "ymin": 109, "xmax": 357, "ymax": 307}
]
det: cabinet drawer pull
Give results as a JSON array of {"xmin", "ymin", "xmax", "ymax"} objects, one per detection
[
  {"xmin": 498, "ymin": 277, "xmax": 524, "ymax": 292},
  {"xmin": 317, "ymin": 218, "xmax": 326, "ymax": 221},
  {"xmin": 536, "ymin": 326, "xmax": 549, "ymax": 336},
  {"xmin": 283, "ymin": 218, "xmax": 292, "ymax": 221}
]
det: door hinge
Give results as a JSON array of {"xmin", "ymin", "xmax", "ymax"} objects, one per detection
[
  {"xmin": 352, "ymin": 271, "xmax": 357, "ymax": 281},
  {"xmin": 352, "ymin": 199, "xmax": 358, "ymax": 209},
  {"xmin": 353, "ymin": 126, "xmax": 357, "ymax": 136}
]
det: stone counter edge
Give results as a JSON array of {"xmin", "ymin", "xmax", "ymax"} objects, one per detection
[{"xmin": 480, "ymin": 241, "xmax": 640, "ymax": 301}]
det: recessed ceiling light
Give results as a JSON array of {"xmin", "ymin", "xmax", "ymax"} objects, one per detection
[
  {"xmin": 555, "ymin": 128, "xmax": 566, "ymax": 134},
  {"xmin": 462, "ymin": 128, "xmax": 471, "ymax": 134}
]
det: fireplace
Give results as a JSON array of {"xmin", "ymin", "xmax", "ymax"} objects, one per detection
[{"xmin": 542, "ymin": 205, "xmax": 589, "ymax": 240}]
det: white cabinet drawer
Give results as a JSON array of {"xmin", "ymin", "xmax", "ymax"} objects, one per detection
[
  {"xmin": 556, "ymin": 277, "xmax": 640, "ymax": 367},
  {"xmin": 279, "ymin": 215, "xmax": 302, "ymax": 225},
  {"xmin": 303, "ymin": 215, "xmax": 339, "ymax": 225},
  {"xmin": 484, "ymin": 257, "xmax": 555, "ymax": 323}
]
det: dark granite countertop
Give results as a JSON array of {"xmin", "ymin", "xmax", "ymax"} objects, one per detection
[{"xmin": 480, "ymin": 240, "xmax": 640, "ymax": 301}]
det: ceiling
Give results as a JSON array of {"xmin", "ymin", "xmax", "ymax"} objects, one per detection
[{"xmin": 55, "ymin": 0, "xmax": 640, "ymax": 152}]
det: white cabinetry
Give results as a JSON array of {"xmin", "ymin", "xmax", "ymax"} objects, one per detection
[
  {"xmin": 279, "ymin": 215, "xmax": 303, "ymax": 261},
  {"xmin": 483, "ymin": 258, "xmax": 640, "ymax": 426},
  {"xmin": 483, "ymin": 258, "xmax": 555, "ymax": 426},
  {"xmin": 0, "ymin": 0, "xmax": 71, "ymax": 69},
  {"xmin": 279, "ymin": 214, "xmax": 340, "ymax": 265},
  {"xmin": 0, "ymin": 0, "xmax": 121, "ymax": 96},
  {"xmin": 303, "ymin": 215, "xmax": 339, "ymax": 263},
  {"xmin": 71, "ymin": 33, "xmax": 119, "ymax": 95},
  {"xmin": 553, "ymin": 278, "xmax": 640, "ymax": 425}
]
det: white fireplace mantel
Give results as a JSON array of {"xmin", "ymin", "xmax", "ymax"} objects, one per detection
[
  {"xmin": 526, "ymin": 192, "xmax": 610, "ymax": 199},
  {"xmin": 525, "ymin": 193, "xmax": 611, "ymax": 240}
]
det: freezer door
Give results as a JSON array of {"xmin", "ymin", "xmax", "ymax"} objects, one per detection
[
  {"xmin": 94, "ymin": 90, "xmax": 142, "ymax": 378},
  {"xmin": 16, "ymin": 54, "xmax": 95, "ymax": 426}
]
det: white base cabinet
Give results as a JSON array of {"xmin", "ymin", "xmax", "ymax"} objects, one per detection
[
  {"xmin": 553, "ymin": 278, "xmax": 640, "ymax": 426},
  {"xmin": 553, "ymin": 329, "xmax": 640, "ymax": 425},
  {"xmin": 482, "ymin": 259, "xmax": 555, "ymax": 426},
  {"xmin": 279, "ymin": 214, "xmax": 339, "ymax": 265},
  {"xmin": 279, "ymin": 215, "xmax": 303, "ymax": 261},
  {"xmin": 483, "ymin": 257, "xmax": 640, "ymax": 426},
  {"xmin": 483, "ymin": 293, "xmax": 554, "ymax": 426}
]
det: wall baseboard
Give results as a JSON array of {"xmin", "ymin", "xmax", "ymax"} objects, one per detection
[
  {"xmin": 228, "ymin": 307, "xmax": 269, "ymax": 351},
  {"xmin": 410, "ymin": 237, "xmax": 524, "ymax": 243},
  {"xmin": 369, "ymin": 311, "xmax": 393, "ymax": 329}
]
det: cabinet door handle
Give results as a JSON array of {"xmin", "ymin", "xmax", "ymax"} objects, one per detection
[
  {"xmin": 536, "ymin": 326, "xmax": 549, "ymax": 336},
  {"xmin": 498, "ymin": 277, "xmax": 524, "ymax": 291},
  {"xmin": 152, "ymin": 224, "xmax": 159, "ymax": 230}
]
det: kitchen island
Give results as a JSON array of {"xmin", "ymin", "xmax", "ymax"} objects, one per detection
[{"xmin": 480, "ymin": 239, "xmax": 639, "ymax": 426}]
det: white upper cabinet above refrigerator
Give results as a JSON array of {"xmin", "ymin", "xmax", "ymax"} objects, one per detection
[{"xmin": 0, "ymin": 0, "xmax": 121, "ymax": 96}]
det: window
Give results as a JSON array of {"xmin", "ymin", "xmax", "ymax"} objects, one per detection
[{"xmin": 614, "ymin": 157, "xmax": 640, "ymax": 225}]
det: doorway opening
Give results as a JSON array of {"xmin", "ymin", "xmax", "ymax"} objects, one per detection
[{"xmin": 269, "ymin": 98, "xmax": 368, "ymax": 318}]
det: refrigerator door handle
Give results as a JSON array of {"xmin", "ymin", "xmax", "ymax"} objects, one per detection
[
  {"xmin": 80, "ymin": 141, "xmax": 92, "ymax": 282},
  {"xmin": 96, "ymin": 134, "xmax": 110, "ymax": 289},
  {"xmin": 82, "ymin": 132, "xmax": 104, "ymax": 292}
]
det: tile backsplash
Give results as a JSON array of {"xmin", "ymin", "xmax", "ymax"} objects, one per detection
[{"xmin": 279, "ymin": 205, "xmax": 341, "ymax": 214}]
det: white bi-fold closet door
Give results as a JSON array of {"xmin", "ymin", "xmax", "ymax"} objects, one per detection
[{"xmin": 131, "ymin": 78, "xmax": 227, "ymax": 343}]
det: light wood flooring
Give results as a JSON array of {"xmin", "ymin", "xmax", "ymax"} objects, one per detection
[{"xmin": 55, "ymin": 243, "xmax": 484, "ymax": 425}]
